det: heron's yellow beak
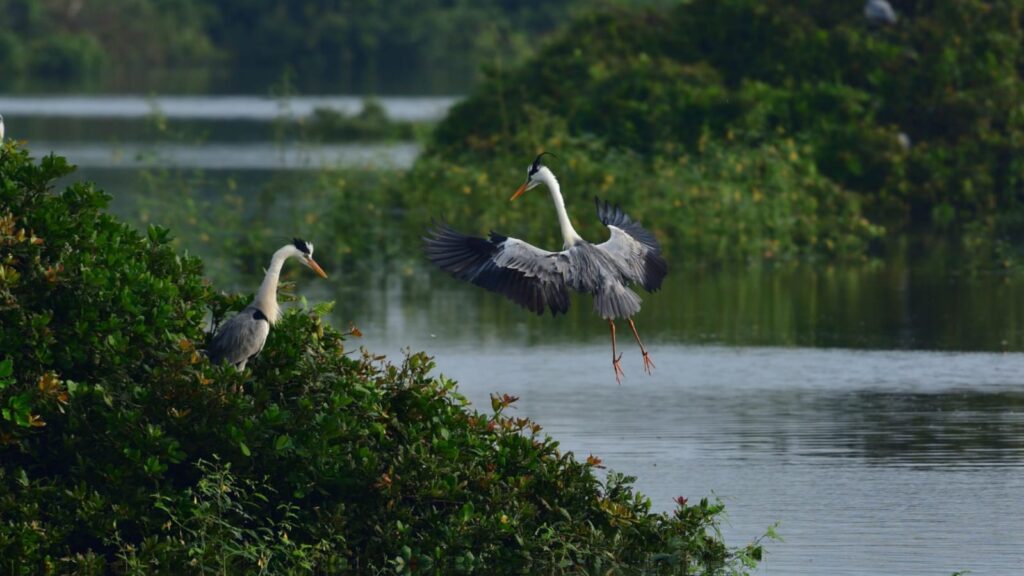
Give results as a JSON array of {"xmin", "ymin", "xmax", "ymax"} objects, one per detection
[
  {"xmin": 510, "ymin": 182, "xmax": 528, "ymax": 201},
  {"xmin": 308, "ymin": 258, "xmax": 328, "ymax": 278}
]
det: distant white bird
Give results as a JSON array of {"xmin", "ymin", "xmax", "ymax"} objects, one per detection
[
  {"xmin": 865, "ymin": 0, "xmax": 898, "ymax": 25},
  {"xmin": 208, "ymin": 238, "xmax": 328, "ymax": 371},
  {"xmin": 897, "ymin": 132, "xmax": 911, "ymax": 150},
  {"xmin": 424, "ymin": 153, "xmax": 668, "ymax": 383},
  {"xmin": 1, "ymin": 114, "xmax": 5, "ymax": 141}
]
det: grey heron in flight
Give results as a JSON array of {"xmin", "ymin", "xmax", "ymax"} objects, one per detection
[
  {"xmin": 208, "ymin": 238, "xmax": 328, "ymax": 371},
  {"xmin": 424, "ymin": 153, "xmax": 668, "ymax": 383},
  {"xmin": 864, "ymin": 0, "xmax": 898, "ymax": 25}
]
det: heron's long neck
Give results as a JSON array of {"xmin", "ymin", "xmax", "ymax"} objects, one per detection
[
  {"xmin": 253, "ymin": 247, "xmax": 290, "ymax": 324},
  {"xmin": 543, "ymin": 171, "xmax": 582, "ymax": 248}
]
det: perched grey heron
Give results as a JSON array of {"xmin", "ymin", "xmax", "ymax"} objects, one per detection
[
  {"xmin": 865, "ymin": 0, "xmax": 898, "ymax": 25},
  {"xmin": 208, "ymin": 238, "xmax": 328, "ymax": 371},
  {"xmin": 424, "ymin": 153, "xmax": 668, "ymax": 383},
  {"xmin": 0, "ymin": 114, "xmax": 5, "ymax": 141}
]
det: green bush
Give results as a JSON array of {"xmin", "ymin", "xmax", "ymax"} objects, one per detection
[{"xmin": 0, "ymin": 143, "xmax": 762, "ymax": 573}]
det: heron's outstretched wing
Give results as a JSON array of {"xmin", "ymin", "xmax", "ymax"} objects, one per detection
[
  {"xmin": 208, "ymin": 306, "xmax": 271, "ymax": 367},
  {"xmin": 594, "ymin": 197, "xmax": 668, "ymax": 292},
  {"xmin": 424, "ymin": 223, "xmax": 571, "ymax": 315}
]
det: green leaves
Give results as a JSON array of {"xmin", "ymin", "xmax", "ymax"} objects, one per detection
[
  {"xmin": 0, "ymin": 358, "xmax": 12, "ymax": 391},
  {"xmin": 146, "ymin": 224, "xmax": 173, "ymax": 246},
  {"xmin": 1, "ymin": 392, "xmax": 38, "ymax": 428}
]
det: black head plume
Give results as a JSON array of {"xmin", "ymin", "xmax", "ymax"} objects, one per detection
[
  {"xmin": 529, "ymin": 151, "xmax": 559, "ymax": 176},
  {"xmin": 292, "ymin": 237, "xmax": 313, "ymax": 255}
]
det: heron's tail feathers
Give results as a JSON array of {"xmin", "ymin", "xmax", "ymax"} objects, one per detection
[{"xmin": 594, "ymin": 283, "xmax": 642, "ymax": 320}]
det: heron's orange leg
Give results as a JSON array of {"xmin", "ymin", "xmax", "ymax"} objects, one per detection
[
  {"xmin": 627, "ymin": 318, "xmax": 655, "ymax": 375},
  {"xmin": 609, "ymin": 320, "xmax": 624, "ymax": 384}
]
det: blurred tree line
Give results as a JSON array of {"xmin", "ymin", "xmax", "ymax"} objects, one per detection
[{"xmin": 0, "ymin": 0, "xmax": 634, "ymax": 90}]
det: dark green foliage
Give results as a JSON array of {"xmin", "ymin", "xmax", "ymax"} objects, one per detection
[
  {"xmin": 0, "ymin": 144, "xmax": 760, "ymax": 573},
  {"xmin": 427, "ymin": 0, "xmax": 1024, "ymax": 261}
]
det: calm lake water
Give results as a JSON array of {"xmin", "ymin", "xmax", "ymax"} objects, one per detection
[{"xmin": 6, "ymin": 95, "xmax": 1024, "ymax": 575}]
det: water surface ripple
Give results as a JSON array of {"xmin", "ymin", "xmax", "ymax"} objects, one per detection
[{"xmin": 389, "ymin": 343, "xmax": 1024, "ymax": 576}]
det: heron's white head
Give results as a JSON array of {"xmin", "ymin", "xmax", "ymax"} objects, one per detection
[
  {"xmin": 290, "ymin": 237, "xmax": 328, "ymax": 278},
  {"xmin": 511, "ymin": 152, "xmax": 558, "ymax": 201}
]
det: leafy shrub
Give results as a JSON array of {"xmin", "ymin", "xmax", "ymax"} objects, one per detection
[{"xmin": 0, "ymin": 143, "xmax": 762, "ymax": 573}]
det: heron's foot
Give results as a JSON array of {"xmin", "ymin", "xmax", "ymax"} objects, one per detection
[
  {"xmin": 613, "ymin": 353, "xmax": 625, "ymax": 384},
  {"xmin": 641, "ymin": 350, "xmax": 655, "ymax": 375}
]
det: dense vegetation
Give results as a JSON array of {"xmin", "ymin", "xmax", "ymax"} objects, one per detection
[
  {"xmin": 396, "ymin": 0, "xmax": 1024, "ymax": 264},
  {"xmin": 0, "ymin": 143, "xmax": 763, "ymax": 573}
]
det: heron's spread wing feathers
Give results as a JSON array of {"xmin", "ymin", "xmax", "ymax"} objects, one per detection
[
  {"xmin": 423, "ymin": 223, "xmax": 571, "ymax": 315},
  {"xmin": 208, "ymin": 306, "xmax": 271, "ymax": 368},
  {"xmin": 594, "ymin": 197, "xmax": 668, "ymax": 292}
]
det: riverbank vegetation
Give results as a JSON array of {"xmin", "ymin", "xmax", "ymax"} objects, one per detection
[{"xmin": 0, "ymin": 143, "xmax": 765, "ymax": 572}]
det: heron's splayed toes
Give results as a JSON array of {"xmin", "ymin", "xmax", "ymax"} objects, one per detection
[
  {"xmin": 613, "ymin": 354, "xmax": 625, "ymax": 385},
  {"xmin": 641, "ymin": 351, "xmax": 655, "ymax": 375}
]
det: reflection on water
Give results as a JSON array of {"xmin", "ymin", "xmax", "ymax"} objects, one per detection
[
  {"xmin": 0, "ymin": 95, "xmax": 457, "ymax": 121},
  {"xmin": 34, "ymin": 141, "xmax": 419, "ymax": 170},
  {"xmin": 311, "ymin": 261, "xmax": 1024, "ymax": 353}
]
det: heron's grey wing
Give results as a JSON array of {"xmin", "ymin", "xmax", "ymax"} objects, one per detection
[
  {"xmin": 208, "ymin": 306, "xmax": 271, "ymax": 367},
  {"xmin": 423, "ymin": 223, "xmax": 571, "ymax": 315},
  {"xmin": 594, "ymin": 197, "xmax": 668, "ymax": 292}
]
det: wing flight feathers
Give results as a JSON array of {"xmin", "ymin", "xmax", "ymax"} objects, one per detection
[
  {"xmin": 424, "ymin": 223, "xmax": 571, "ymax": 315},
  {"xmin": 594, "ymin": 197, "xmax": 668, "ymax": 292}
]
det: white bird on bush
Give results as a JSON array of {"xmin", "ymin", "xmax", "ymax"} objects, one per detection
[
  {"xmin": 208, "ymin": 238, "xmax": 328, "ymax": 371},
  {"xmin": 1, "ymin": 114, "xmax": 5, "ymax": 141},
  {"xmin": 865, "ymin": 0, "xmax": 898, "ymax": 25},
  {"xmin": 424, "ymin": 153, "xmax": 668, "ymax": 383}
]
